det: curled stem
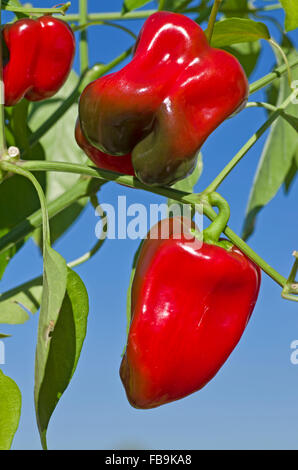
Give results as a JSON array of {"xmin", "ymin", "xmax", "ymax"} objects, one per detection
[
  {"xmin": 0, "ymin": 159, "xmax": 287, "ymax": 291},
  {"xmin": 268, "ymin": 38, "xmax": 292, "ymax": 88}
]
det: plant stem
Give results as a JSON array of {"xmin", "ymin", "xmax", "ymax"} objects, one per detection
[
  {"xmin": 249, "ymin": 57, "xmax": 298, "ymax": 95},
  {"xmin": 203, "ymin": 204, "xmax": 286, "ymax": 288},
  {"xmin": 158, "ymin": 0, "xmax": 166, "ymax": 11},
  {"xmin": 269, "ymin": 38, "xmax": 292, "ymax": 87},
  {"xmin": 3, "ymin": 3, "xmax": 71, "ymax": 15},
  {"xmin": 63, "ymin": 10, "xmax": 157, "ymax": 23},
  {"xmin": 246, "ymin": 101, "xmax": 278, "ymax": 112},
  {"xmin": 205, "ymin": 0, "xmax": 222, "ymax": 43},
  {"xmin": 73, "ymin": 21, "xmax": 137, "ymax": 40},
  {"xmin": 0, "ymin": 177, "xmax": 99, "ymax": 256},
  {"xmin": 202, "ymin": 192, "xmax": 230, "ymax": 243},
  {"xmin": 0, "ymin": 159, "xmax": 286, "ymax": 289},
  {"xmin": 282, "ymin": 252, "xmax": 298, "ymax": 302},
  {"xmin": 1, "ymin": 162, "xmax": 51, "ymax": 245},
  {"xmin": 186, "ymin": 3, "xmax": 282, "ymax": 14},
  {"xmin": 79, "ymin": 0, "xmax": 89, "ymax": 73},
  {"xmin": 68, "ymin": 238, "xmax": 105, "ymax": 268},
  {"xmin": 203, "ymin": 91, "xmax": 296, "ymax": 194}
]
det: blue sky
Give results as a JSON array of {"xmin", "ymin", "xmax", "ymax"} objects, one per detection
[{"xmin": 1, "ymin": 0, "xmax": 298, "ymax": 450}]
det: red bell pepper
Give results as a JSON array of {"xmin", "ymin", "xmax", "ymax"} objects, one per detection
[
  {"xmin": 120, "ymin": 215, "xmax": 261, "ymax": 409},
  {"xmin": 79, "ymin": 11, "xmax": 248, "ymax": 186},
  {"xmin": 2, "ymin": 15, "xmax": 75, "ymax": 106},
  {"xmin": 75, "ymin": 120, "xmax": 135, "ymax": 176}
]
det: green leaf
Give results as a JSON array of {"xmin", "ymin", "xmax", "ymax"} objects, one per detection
[
  {"xmin": 280, "ymin": 0, "xmax": 298, "ymax": 32},
  {"xmin": 2, "ymin": 0, "xmax": 22, "ymax": 8},
  {"xmin": 0, "ymin": 334, "xmax": 11, "ymax": 338},
  {"xmin": 0, "ymin": 102, "xmax": 46, "ymax": 280},
  {"xmin": 224, "ymin": 40, "xmax": 261, "ymax": 77},
  {"xmin": 0, "ymin": 277, "xmax": 42, "ymax": 325},
  {"xmin": 28, "ymin": 71, "xmax": 88, "ymax": 248},
  {"xmin": 222, "ymin": 0, "xmax": 249, "ymax": 18},
  {"xmin": 35, "ymin": 264, "xmax": 89, "ymax": 450},
  {"xmin": 122, "ymin": 0, "xmax": 151, "ymax": 14},
  {"xmin": 163, "ymin": 0, "xmax": 193, "ymax": 11},
  {"xmin": 168, "ymin": 153, "xmax": 203, "ymax": 207},
  {"xmin": 242, "ymin": 45, "xmax": 298, "ymax": 240},
  {"xmin": 0, "ymin": 370, "xmax": 21, "ymax": 450},
  {"xmin": 210, "ymin": 18, "xmax": 270, "ymax": 48},
  {"xmin": 281, "ymin": 112, "xmax": 298, "ymax": 132},
  {"xmin": 284, "ymin": 152, "xmax": 297, "ymax": 193},
  {"xmin": 34, "ymin": 244, "xmax": 67, "ymax": 449}
]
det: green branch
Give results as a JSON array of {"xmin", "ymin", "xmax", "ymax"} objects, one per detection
[
  {"xmin": 3, "ymin": 2, "xmax": 71, "ymax": 15},
  {"xmin": 186, "ymin": 3, "xmax": 282, "ymax": 14},
  {"xmin": 249, "ymin": 57, "xmax": 298, "ymax": 95},
  {"xmin": 205, "ymin": 0, "xmax": 222, "ymax": 43},
  {"xmin": 79, "ymin": 0, "xmax": 89, "ymax": 73},
  {"xmin": 72, "ymin": 20, "xmax": 137, "ymax": 40},
  {"xmin": 1, "ymin": 162, "xmax": 50, "ymax": 246},
  {"xmin": 0, "ymin": 177, "xmax": 100, "ymax": 256},
  {"xmin": 282, "ymin": 251, "xmax": 298, "ymax": 302},
  {"xmin": 0, "ymin": 159, "xmax": 287, "ymax": 290},
  {"xmin": 158, "ymin": 0, "xmax": 166, "ymax": 11},
  {"xmin": 62, "ymin": 10, "xmax": 157, "ymax": 23},
  {"xmin": 203, "ymin": 91, "xmax": 296, "ymax": 194}
]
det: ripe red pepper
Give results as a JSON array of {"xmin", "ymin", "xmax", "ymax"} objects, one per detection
[
  {"xmin": 2, "ymin": 15, "xmax": 75, "ymax": 106},
  {"xmin": 75, "ymin": 120, "xmax": 135, "ymax": 175},
  {"xmin": 120, "ymin": 215, "xmax": 261, "ymax": 409},
  {"xmin": 79, "ymin": 11, "xmax": 248, "ymax": 186}
]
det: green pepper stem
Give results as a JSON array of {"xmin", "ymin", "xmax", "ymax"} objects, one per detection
[
  {"xmin": 249, "ymin": 57, "xmax": 298, "ymax": 95},
  {"xmin": 282, "ymin": 252, "xmax": 298, "ymax": 302},
  {"xmin": 72, "ymin": 21, "xmax": 137, "ymax": 40},
  {"xmin": 202, "ymin": 192, "xmax": 230, "ymax": 244},
  {"xmin": 79, "ymin": 0, "xmax": 89, "ymax": 73},
  {"xmin": 205, "ymin": 0, "xmax": 222, "ymax": 44},
  {"xmin": 246, "ymin": 101, "xmax": 278, "ymax": 112},
  {"xmin": 3, "ymin": 3, "xmax": 71, "ymax": 15},
  {"xmin": 158, "ymin": 0, "xmax": 166, "ymax": 11},
  {"xmin": 62, "ymin": 10, "xmax": 157, "ymax": 23},
  {"xmin": 268, "ymin": 38, "xmax": 292, "ymax": 88},
  {"xmin": 0, "ymin": 159, "xmax": 287, "ymax": 291}
]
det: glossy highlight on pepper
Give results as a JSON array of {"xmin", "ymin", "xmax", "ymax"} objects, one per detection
[
  {"xmin": 2, "ymin": 15, "xmax": 75, "ymax": 106},
  {"xmin": 120, "ymin": 217, "xmax": 261, "ymax": 409},
  {"xmin": 79, "ymin": 11, "xmax": 249, "ymax": 186}
]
